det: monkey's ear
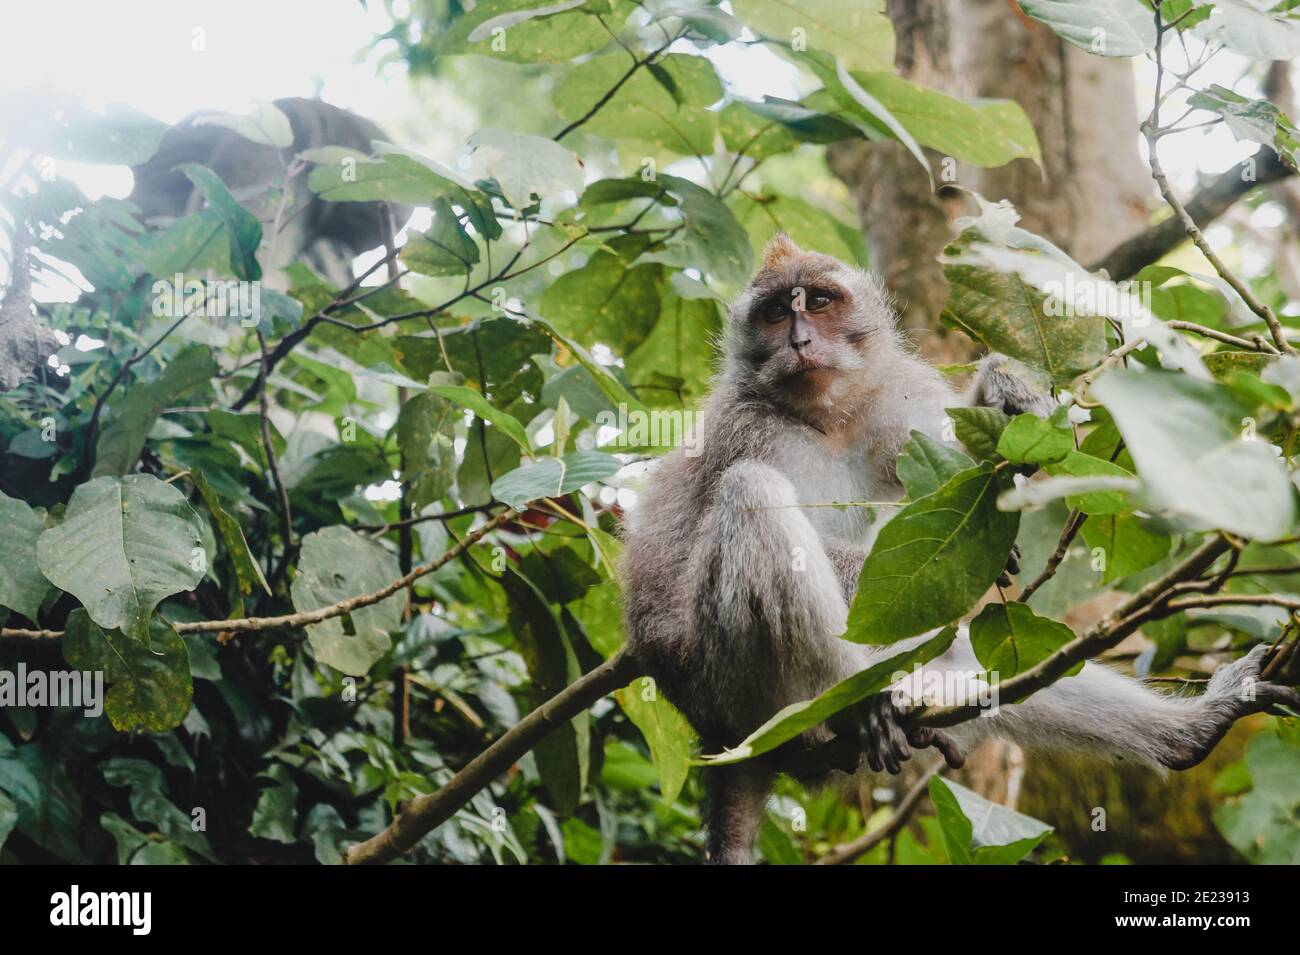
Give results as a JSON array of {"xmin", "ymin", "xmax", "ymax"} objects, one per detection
[{"xmin": 760, "ymin": 232, "xmax": 801, "ymax": 270}]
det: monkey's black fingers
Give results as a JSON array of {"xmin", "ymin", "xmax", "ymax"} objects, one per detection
[{"xmin": 907, "ymin": 726, "xmax": 966, "ymax": 770}]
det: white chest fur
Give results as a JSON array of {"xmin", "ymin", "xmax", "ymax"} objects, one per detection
[{"xmin": 768, "ymin": 429, "xmax": 895, "ymax": 549}]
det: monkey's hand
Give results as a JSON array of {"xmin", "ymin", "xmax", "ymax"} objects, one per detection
[{"xmin": 843, "ymin": 692, "xmax": 966, "ymax": 775}]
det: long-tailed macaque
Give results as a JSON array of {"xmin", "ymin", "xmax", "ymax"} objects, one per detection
[{"xmin": 621, "ymin": 235, "xmax": 1299, "ymax": 864}]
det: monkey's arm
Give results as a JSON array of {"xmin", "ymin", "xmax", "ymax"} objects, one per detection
[{"xmin": 898, "ymin": 636, "xmax": 1299, "ymax": 770}]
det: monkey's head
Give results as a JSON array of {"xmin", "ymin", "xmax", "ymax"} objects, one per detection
[{"xmin": 724, "ymin": 234, "xmax": 895, "ymax": 420}]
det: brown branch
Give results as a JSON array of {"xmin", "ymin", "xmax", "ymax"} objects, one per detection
[
  {"xmin": 0, "ymin": 509, "xmax": 517, "ymax": 640},
  {"xmin": 1017, "ymin": 509, "xmax": 1084, "ymax": 603},
  {"xmin": 814, "ymin": 764, "xmax": 943, "ymax": 866},
  {"xmin": 1140, "ymin": 10, "xmax": 1295, "ymax": 354},
  {"xmin": 1089, "ymin": 147, "xmax": 1293, "ymax": 281},
  {"xmin": 341, "ymin": 647, "xmax": 642, "ymax": 864}
]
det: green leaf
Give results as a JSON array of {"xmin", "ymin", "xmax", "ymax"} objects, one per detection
[
  {"xmin": 193, "ymin": 101, "xmax": 294, "ymax": 148},
  {"xmin": 1039, "ymin": 450, "xmax": 1136, "ymax": 515},
  {"xmin": 699, "ymin": 628, "xmax": 956, "ymax": 765},
  {"xmin": 833, "ymin": 71, "xmax": 1042, "ymax": 168},
  {"xmin": 539, "ymin": 252, "xmax": 665, "ymax": 353},
  {"xmin": 732, "ymin": 0, "xmax": 895, "ymax": 71},
  {"xmin": 968, "ymin": 601, "xmax": 1079, "ymax": 680},
  {"xmin": 996, "ymin": 412, "xmax": 1073, "ymax": 465},
  {"xmin": 1080, "ymin": 514, "xmax": 1171, "ymax": 583},
  {"xmin": 1195, "ymin": 1, "xmax": 1300, "ymax": 61},
  {"xmin": 1214, "ymin": 729, "xmax": 1300, "ymax": 864},
  {"xmin": 93, "ymin": 346, "xmax": 218, "ymax": 478},
  {"xmin": 490, "ymin": 451, "xmax": 622, "ymax": 509},
  {"xmin": 930, "ymin": 776, "xmax": 1052, "ymax": 865},
  {"xmin": 402, "ymin": 196, "xmax": 481, "ymax": 275},
  {"xmin": 847, "ymin": 464, "xmax": 1019, "ymax": 644},
  {"xmin": 188, "ymin": 470, "xmax": 270, "ymax": 597},
  {"xmin": 290, "ymin": 527, "xmax": 405, "ymax": 676},
  {"xmin": 554, "ymin": 53, "xmax": 721, "ymax": 156},
  {"xmin": 1018, "ymin": 0, "xmax": 1157, "ymax": 57},
  {"xmin": 394, "ymin": 386, "xmax": 458, "ymax": 511},
  {"xmin": 1188, "ymin": 84, "xmax": 1298, "ymax": 166},
  {"xmin": 438, "ymin": 0, "xmax": 614, "ymax": 62},
  {"xmin": 948, "ymin": 406, "xmax": 1011, "ymax": 461},
  {"xmin": 1091, "ymin": 368, "xmax": 1296, "ymax": 540},
  {"xmin": 36, "ymin": 475, "xmax": 205, "ymax": 644},
  {"xmin": 941, "ymin": 261, "xmax": 1109, "ymax": 387},
  {"xmin": 249, "ymin": 764, "xmax": 298, "ymax": 844},
  {"xmin": 896, "ymin": 430, "xmax": 973, "ymax": 500},
  {"xmin": 63, "ymin": 611, "xmax": 193, "ymax": 733},
  {"xmin": 177, "ymin": 164, "xmax": 263, "ymax": 281},
  {"xmin": 428, "ymin": 383, "xmax": 532, "ymax": 453},
  {"xmin": 0, "ymin": 790, "xmax": 17, "ymax": 852},
  {"xmin": 100, "ymin": 757, "xmax": 214, "ymax": 860},
  {"xmin": 616, "ymin": 680, "xmax": 697, "ymax": 804},
  {"xmin": 645, "ymin": 174, "xmax": 753, "ymax": 287},
  {"xmin": 0, "ymin": 489, "xmax": 50, "ymax": 624},
  {"xmin": 37, "ymin": 103, "xmax": 168, "ymax": 164},
  {"xmin": 467, "ymin": 128, "xmax": 585, "ymax": 211},
  {"xmin": 502, "ymin": 569, "xmax": 589, "ymax": 813},
  {"xmin": 729, "ymin": 190, "xmax": 863, "ymax": 266}
]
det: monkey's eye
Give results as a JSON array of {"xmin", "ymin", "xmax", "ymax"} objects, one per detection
[
  {"xmin": 806, "ymin": 292, "xmax": 833, "ymax": 312},
  {"xmin": 761, "ymin": 299, "xmax": 790, "ymax": 324}
]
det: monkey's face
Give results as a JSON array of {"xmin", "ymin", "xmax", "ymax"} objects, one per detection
[{"xmin": 728, "ymin": 238, "xmax": 887, "ymax": 413}]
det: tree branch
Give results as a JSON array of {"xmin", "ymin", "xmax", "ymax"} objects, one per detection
[
  {"xmin": 814, "ymin": 764, "xmax": 943, "ymax": 865},
  {"xmin": 0, "ymin": 509, "xmax": 517, "ymax": 640},
  {"xmin": 341, "ymin": 647, "xmax": 642, "ymax": 864}
]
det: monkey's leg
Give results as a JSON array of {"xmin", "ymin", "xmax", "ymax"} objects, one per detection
[
  {"xmin": 905, "ymin": 639, "xmax": 1300, "ymax": 770},
  {"xmin": 704, "ymin": 762, "xmax": 775, "ymax": 865}
]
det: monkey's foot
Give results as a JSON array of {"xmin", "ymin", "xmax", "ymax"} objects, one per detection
[
  {"xmin": 1166, "ymin": 645, "xmax": 1300, "ymax": 770},
  {"xmin": 851, "ymin": 693, "xmax": 966, "ymax": 775}
]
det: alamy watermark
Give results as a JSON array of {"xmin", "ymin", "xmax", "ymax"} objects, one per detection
[
  {"xmin": 0, "ymin": 664, "xmax": 103, "ymax": 717},
  {"xmin": 152, "ymin": 273, "xmax": 261, "ymax": 326},
  {"xmin": 591, "ymin": 404, "xmax": 703, "ymax": 457}
]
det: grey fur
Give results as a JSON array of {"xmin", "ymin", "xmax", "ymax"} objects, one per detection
[{"xmin": 620, "ymin": 241, "xmax": 1298, "ymax": 865}]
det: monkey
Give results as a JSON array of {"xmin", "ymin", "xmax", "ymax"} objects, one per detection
[
  {"xmin": 130, "ymin": 96, "xmax": 410, "ymax": 288},
  {"xmin": 620, "ymin": 234, "xmax": 1300, "ymax": 865}
]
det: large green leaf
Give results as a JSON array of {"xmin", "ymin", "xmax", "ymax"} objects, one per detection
[
  {"xmin": 502, "ymin": 569, "xmax": 589, "ymax": 813},
  {"xmin": 1091, "ymin": 368, "xmax": 1296, "ymax": 540},
  {"xmin": 36, "ymin": 475, "xmax": 205, "ymax": 644},
  {"xmin": 93, "ymin": 346, "xmax": 218, "ymax": 478},
  {"xmin": 968, "ymin": 601, "xmax": 1080, "ymax": 680},
  {"xmin": 732, "ymin": 0, "xmax": 895, "ymax": 72},
  {"xmin": 189, "ymin": 470, "xmax": 270, "ymax": 597},
  {"xmin": 1214, "ymin": 729, "xmax": 1300, "ymax": 864},
  {"xmin": 554, "ymin": 53, "xmax": 721, "ymax": 156},
  {"xmin": 490, "ymin": 451, "xmax": 622, "ymax": 508},
  {"xmin": 177, "ymin": 164, "xmax": 263, "ymax": 281},
  {"xmin": 401, "ymin": 197, "xmax": 481, "ymax": 276},
  {"xmin": 290, "ymin": 526, "xmax": 405, "ymax": 676},
  {"xmin": 645, "ymin": 174, "xmax": 753, "ymax": 288},
  {"xmin": 995, "ymin": 411, "xmax": 1073, "ymax": 466},
  {"xmin": 539, "ymin": 252, "xmax": 665, "ymax": 353},
  {"xmin": 896, "ymin": 430, "xmax": 973, "ymax": 500},
  {"xmin": 616, "ymin": 681, "xmax": 697, "ymax": 805},
  {"xmin": 63, "ymin": 611, "xmax": 193, "ymax": 733},
  {"xmin": 0, "ymin": 489, "xmax": 49, "ymax": 624},
  {"xmin": 438, "ymin": 0, "xmax": 614, "ymax": 62},
  {"xmin": 428, "ymin": 383, "xmax": 532, "ymax": 453},
  {"xmin": 1188, "ymin": 84, "xmax": 1298, "ymax": 167},
  {"xmin": 1019, "ymin": 0, "xmax": 1157, "ymax": 56},
  {"xmin": 941, "ymin": 262, "xmax": 1109, "ymax": 387},
  {"xmin": 467, "ymin": 128, "xmax": 585, "ymax": 212},
  {"xmin": 847, "ymin": 464, "xmax": 1019, "ymax": 644},
  {"xmin": 1080, "ymin": 514, "xmax": 1171, "ymax": 583},
  {"xmin": 1195, "ymin": 0, "xmax": 1300, "ymax": 61},
  {"xmin": 698, "ymin": 628, "xmax": 955, "ymax": 765},
  {"xmin": 930, "ymin": 776, "xmax": 1052, "ymax": 865}
]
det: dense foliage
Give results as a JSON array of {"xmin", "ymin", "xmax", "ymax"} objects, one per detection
[{"xmin": 1, "ymin": 0, "xmax": 1299, "ymax": 865}]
